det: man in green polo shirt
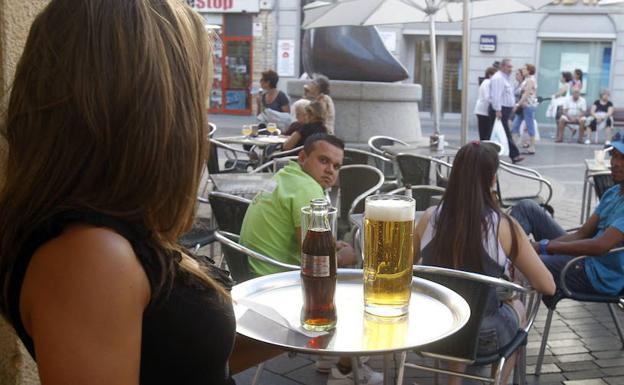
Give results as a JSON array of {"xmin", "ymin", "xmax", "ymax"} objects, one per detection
[{"xmin": 240, "ymin": 133, "xmax": 355, "ymax": 276}]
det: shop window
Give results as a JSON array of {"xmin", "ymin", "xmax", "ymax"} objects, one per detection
[{"xmin": 537, "ymin": 40, "xmax": 613, "ymax": 124}]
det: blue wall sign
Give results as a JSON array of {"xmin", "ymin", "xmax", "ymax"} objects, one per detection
[{"xmin": 479, "ymin": 35, "xmax": 497, "ymax": 52}]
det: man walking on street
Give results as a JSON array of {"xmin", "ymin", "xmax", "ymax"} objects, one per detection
[{"xmin": 489, "ymin": 58, "xmax": 524, "ymax": 164}]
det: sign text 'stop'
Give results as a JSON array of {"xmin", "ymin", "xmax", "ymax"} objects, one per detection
[{"xmin": 187, "ymin": 0, "xmax": 260, "ymax": 13}]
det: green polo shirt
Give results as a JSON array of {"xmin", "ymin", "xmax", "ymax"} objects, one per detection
[{"xmin": 240, "ymin": 161, "xmax": 325, "ymax": 276}]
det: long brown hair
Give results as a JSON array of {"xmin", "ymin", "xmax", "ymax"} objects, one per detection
[
  {"xmin": 430, "ymin": 142, "xmax": 519, "ymax": 273},
  {"xmin": 0, "ymin": 0, "xmax": 223, "ymax": 312}
]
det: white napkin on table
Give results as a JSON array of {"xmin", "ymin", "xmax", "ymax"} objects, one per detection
[{"xmin": 236, "ymin": 297, "xmax": 329, "ymax": 338}]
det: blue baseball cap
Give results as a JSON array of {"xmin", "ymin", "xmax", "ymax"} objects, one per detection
[{"xmin": 610, "ymin": 132, "xmax": 624, "ymax": 154}]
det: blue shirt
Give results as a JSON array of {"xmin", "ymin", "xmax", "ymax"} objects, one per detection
[{"xmin": 585, "ymin": 184, "xmax": 624, "ymax": 295}]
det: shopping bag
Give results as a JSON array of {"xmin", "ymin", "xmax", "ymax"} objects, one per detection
[
  {"xmin": 545, "ymin": 100, "xmax": 557, "ymax": 119},
  {"xmin": 489, "ymin": 119, "xmax": 510, "ymax": 157}
]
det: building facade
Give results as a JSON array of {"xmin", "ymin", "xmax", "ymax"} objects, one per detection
[{"xmin": 380, "ymin": 1, "xmax": 624, "ymax": 126}]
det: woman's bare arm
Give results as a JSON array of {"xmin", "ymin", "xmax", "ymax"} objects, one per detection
[
  {"xmin": 20, "ymin": 225, "xmax": 150, "ymax": 385},
  {"xmin": 283, "ymin": 131, "xmax": 302, "ymax": 151}
]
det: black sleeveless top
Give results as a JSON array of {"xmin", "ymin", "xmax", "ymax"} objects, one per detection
[{"xmin": 6, "ymin": 210, "xmax": 236, "ymax": 385}]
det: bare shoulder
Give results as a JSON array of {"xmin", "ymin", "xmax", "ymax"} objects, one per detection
[{"xmin": 21, "ymin": 224, "xmax": 151, "ymax": 331}]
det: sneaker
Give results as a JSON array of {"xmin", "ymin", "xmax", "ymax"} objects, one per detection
[
  {"xmin": 315, "ymin": 356, "xmax": 340, "ymax": 373},
  {"xmin": 584, "ymin": 139, "xmax": 591, "ymax": 145},
  {"xmin": 327, "ymin": 364, "xmax": 383, "ymax": 385}
]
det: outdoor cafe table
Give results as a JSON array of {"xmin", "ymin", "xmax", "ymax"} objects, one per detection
[
  {"xmin": 381, "ymin": 144, "xmax": 458, "ymax": 159},
  {"xmin": 581, "ymin": 158, "xmax": 611, "ymax": 223},
  {"xmin": 210, "ymin": 173, "xmax": 275, "ymax": 199},
  {"xmin": 232, "ymin": 269, "xmax": 470, "ymax": 385},
  {"xmin": 218, "ymin": 135, "xmax": 288, "ymax": 148}
]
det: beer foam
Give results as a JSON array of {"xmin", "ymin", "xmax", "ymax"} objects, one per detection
[{"xmin": 365, "ymin": 199, "xmax": 415, "ymax": 222}]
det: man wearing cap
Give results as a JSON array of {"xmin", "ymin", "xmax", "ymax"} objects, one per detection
[{"xmin": 510, "ymin": 138, "xmax": 624, "ymax": 297}]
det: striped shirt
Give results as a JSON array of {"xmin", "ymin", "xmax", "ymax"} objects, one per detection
[{"xmin": 489, "ymin": 71, "xmax": 515, "ymax": 111}]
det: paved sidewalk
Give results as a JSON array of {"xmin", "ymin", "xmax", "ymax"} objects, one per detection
[{"xmin": 209, "ymin": 113, "xmax": 624, "ymax": 385}]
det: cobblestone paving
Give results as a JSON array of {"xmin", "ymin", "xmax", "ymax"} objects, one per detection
[{"xmin": 213, "ymin": 123, "xmax": 624, "ymax": 385}]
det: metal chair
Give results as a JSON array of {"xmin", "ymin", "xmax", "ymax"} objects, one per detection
[
  {"xmin": 395, "ymin": 153, "xmax": 452, "ymax": 188},
  {"xmin": 367, "ymin": 135, "xmax": 408, "ymax": 156},
  {"xmin": 534, "ymin": 247, "xmax": 624, "ymax": 376},
  {"xmin": 208, "ymin": 192, "xmax": 252, "ymax": 282},
  {"xmin": 398, "ymin": 265, "xmax": 540, "ymax": 385},
  {"xmin": 581, "ymin": 171, "xmax": 614, "ymax": 223},
  {"xmin": 208, "ymin": 138, "xmax": 259, "ymax": 174},
  {"xmin": 179, "ymin": 197, "xmax": 216, "ymax": 253},
  {"xmin": 388, "ymin": 185, "xmax": 445, "ymax": 211},
  {"xmin": 208, "ymin": 122, "xmax": 217, "ymax": 138},
  {"xmin": 337, "ymin": 165, "xmax": 384, "ymax": 239},
  {"xmin": 343, "ymin": 148, "xmax": 397, "ymax": 191},
  {"xmin": 250, "ymin": 156, "xmax": 298, "ymax": 174},
  {"xmin": 496, "ymin": 160, "xmax": 554, "ymax": 215},
  {"xmin": 214, "ymin": 230, "xmax": 298, "ymax": 385}
]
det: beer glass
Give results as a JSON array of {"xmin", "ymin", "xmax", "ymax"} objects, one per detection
[
  {"xmin": 300, "ymin": 199, "xmax": 338, "ymax": 331},
  {"xmin": 363, "ymin": 194, "xmax": 415, "ymax": 317},
  {"xmin": 267, "ymin": 122, "xmax": 278, "ymax": 134},
  {"xmin": 241, "ymin": 125, "xmax": 252, "ymax": 137}
]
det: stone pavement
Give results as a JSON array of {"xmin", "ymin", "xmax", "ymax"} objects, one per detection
[{"xmin": 207, "ymin": 113, "xmax": 624, "ymax": 385}]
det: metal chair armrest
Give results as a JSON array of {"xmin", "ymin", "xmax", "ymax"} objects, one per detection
[
  {"xmin": 559, "ymin": 246, "xmax": 624, "ymax": 297},
  {"xmin": 267, "ymin": 146, "xmax": 303, "ymax": 160},
  {"xmin": 347, "ymin": 167, "xmax": 385, "ymax": 216},
  {"xmin": 412, "ymin": 265, "xmax": 531, "ymax": 294},
  {"xmin": 215, "ymin": 231, "xmax": 300, "ymax": 271},
  {"xmin": 499, "ymin": 163, "xmax": 553, "ymax": 205}
]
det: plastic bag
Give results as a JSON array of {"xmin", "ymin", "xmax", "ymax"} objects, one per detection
[
  {"xmin": 545, "ymin": 100, "xmax": 557, "ymax": 118},
  {"xmin": 257, "ymin": 109, "xmax": 293, "ymax": 130},
  {"xmin": 490, "ymin": 119, "xmax": 510, "ymax": 157}
]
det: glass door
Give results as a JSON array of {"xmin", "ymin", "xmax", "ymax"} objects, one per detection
[
  {"xmin": 413, "ymin": 39, "xmax": 432, "ymax": 112},
  {"xmin": 223, "ymin": 38, "xmax": 252, "ymax": 114},
  {"xmin": 442, "ymin": 40, "xmax": 462, "ymax": 113}
]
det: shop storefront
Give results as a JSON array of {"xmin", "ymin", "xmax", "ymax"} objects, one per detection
[
  {"xmin": 386, "ymin": 1, "xmax": 624, "ymax": 126},
  {"xmin": 188, "ymin": 0, "xmax": 259, "ymax": 115}
]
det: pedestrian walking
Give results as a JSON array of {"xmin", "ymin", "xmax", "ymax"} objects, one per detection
[{"xmin": 475, "ymin": 67, "xmax": 497, "ymax": 140}]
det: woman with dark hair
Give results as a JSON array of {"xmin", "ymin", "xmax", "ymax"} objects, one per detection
[
  {"xmin": 475, "ymin": 67, "xmax": 497, "ymax": 140},
  {"xmin": 0, "ymin": 1, "xmax": 276, "ymax": 383},
  {"xmin": 573, "ymin": 69, "xmax": 584, "ymax": 92},
  {"xmin": 415, "ymin": 143, "xmax": 555, "ymax": 384},
  {"xmin": 257, "ymin": 69, "xmax": 290, "ymax": 114},
  {"xmin": 304, "ymin": 74, "xmax": 335, "ymax": 134}
]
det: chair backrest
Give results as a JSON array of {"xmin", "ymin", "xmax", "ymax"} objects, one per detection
[
  {"xmin": 388, "ymin": 185, "xmax": 445, "ymax": 211},
  {"xmin": 208, "ymin": 192, "xmax": 252, "ymax": 283},
  {"xmin": 208, "ymin": 192, "xmax": 251, "ymax": 235},
  {"xmin": 343, "ymin": 148, "xmax": 372, "ymax": 166},
  {"xmin": 217, "ymin": 231, "xmax": 253, "ymax": 283},
  {"xmin": 412, "ymin": 266, "xmax": 498, "ymax": 362},
  {"xmin": 368, "ymin": 135, "xmax": 408, "ymax": 156},
  {"xmin": 395, "ymin": 154, "xmax": 432, "ymax": 186},
  {"xmin": 208, "ymin": 139, "xmax": 221, "ymax": 174},
  {"xmin": 338, "ymin": 165, "xmax": 385, "ymax": 217},
  {"xmin": 592, "ymin": 172, "xmax": 614, "ymax": 199}
]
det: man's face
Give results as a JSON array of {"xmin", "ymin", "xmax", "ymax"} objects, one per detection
[
  {"xmin": 572, "ymin": 91, "xmax": 580, "ymax": 101},
  {"xmin": 611, "ymin": 148, "xmax": 624, "ymax": 184},
  {"xmin": 299, "ymin": 141, "xmax": 343, "ymax": 189},
  {"xmin": 501, "ymin": 61, "xmax": 513, "ymax": 75}
]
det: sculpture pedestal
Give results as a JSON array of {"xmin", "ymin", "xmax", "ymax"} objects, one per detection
[{"xmin": 287, "ymin": 80, "xmax": 422, "ymax": 144}]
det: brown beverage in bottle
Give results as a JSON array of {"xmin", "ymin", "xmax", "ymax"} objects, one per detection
[{"xmin": 301, "ymin": 204, "xmax": 337, "ymax": 331}]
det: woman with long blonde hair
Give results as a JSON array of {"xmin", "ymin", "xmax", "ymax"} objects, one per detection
[{"xmin": 0, "ymin": 1, "xmax": 244, "ymax": 383}]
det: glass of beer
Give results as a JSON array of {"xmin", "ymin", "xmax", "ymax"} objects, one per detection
[{"xmin": 363, "ymin": 194, "xmax": 415, "ymax": 317}]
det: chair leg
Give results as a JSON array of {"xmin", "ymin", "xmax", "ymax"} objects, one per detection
[
  {"xmin": 251, "ymin": 362, "xmax": 265, "ymax": 385},
  {"xmin": 513, "ymin": 345, "xmax": 526, "ymax": 385},
  {"xmin": 607, "ymin": 303, "xmax": 624, "ymax": 348},
  {"xmin": 395, "ymin": 351, "xmax": 407, "ymax": 385},
  {"xmin": 492, "ymin": 357, "xmax": 506, "ymax": 385},
  {"xmin": 535, "ymin": 308, "xmax": 555, "ymax": 376}
]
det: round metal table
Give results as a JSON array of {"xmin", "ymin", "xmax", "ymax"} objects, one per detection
[{"xmin": 232, "ymin": 269, "xmax": 470, "ymax": 384}]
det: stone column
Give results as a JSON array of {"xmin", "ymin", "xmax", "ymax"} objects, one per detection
[{"xmin": 0, "ymin": 1, "xmax": 49, "ymax": 384}]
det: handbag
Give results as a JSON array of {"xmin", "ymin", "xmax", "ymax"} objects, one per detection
[{"xmin": 489, "ymin": 119, "xmax": 510, "ymax": 157}]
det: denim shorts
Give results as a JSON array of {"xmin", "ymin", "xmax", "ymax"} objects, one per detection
[{"xmin": 477, "ymin": 303, "xmax": 520, "ymax": 356}]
